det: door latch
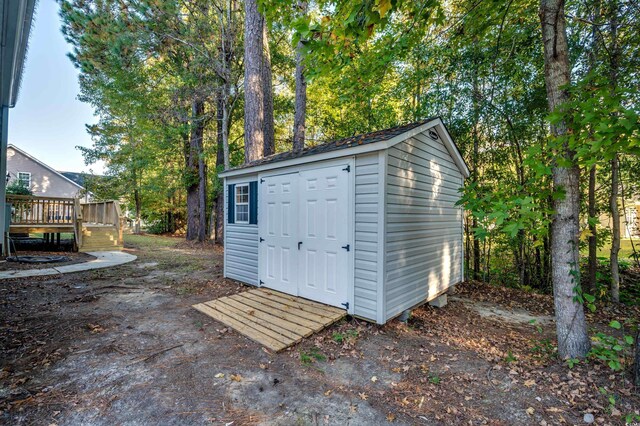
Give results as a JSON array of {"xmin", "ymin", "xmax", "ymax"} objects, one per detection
[
  {"xmin": 298, "ymin": 241, "xmax": 303, "ymax": 250},
  {"xmin": 341, "ymin": 244, "xmax": 350, "ymax": 252}
]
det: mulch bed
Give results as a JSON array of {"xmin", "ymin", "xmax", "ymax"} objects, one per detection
[{"xmin": 0, "ymin": 251, "xmax": 96, "ymax": 271}]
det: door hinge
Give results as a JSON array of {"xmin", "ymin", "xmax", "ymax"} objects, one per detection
[
  {"xmin": 342, "ymin": 165, "xmax": 351, "ymax": 173},
  {"xmin": 341, "ymin": 302, "xmax": 349, "ymax": 310},
  {"xmin": 341, "ymin": 244, "xmax": 350, "ymax": 252},
  {"xmin": 259, "ymin": 280, "xmax": 264, "ymax": 286},
  {"xmin": 259, "ymin": 237, "xmax": 265, "ymax": 242},
  {"xmin": 260, "ymin": 178, "xmax": 265, "ymax": 183}
]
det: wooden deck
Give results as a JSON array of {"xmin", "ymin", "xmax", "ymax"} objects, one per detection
[
  {"xmin": 193, "ymin": 288, "xmax": 346, "ymax": 352},
  {"xmin": 5, "ymin": 195, "xmax": 124, "ymax": 252}
]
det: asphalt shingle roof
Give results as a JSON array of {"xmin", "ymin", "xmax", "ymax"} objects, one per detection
[{"xmin": 228, "ymin": 117, "xmax": 438, "ymax": 172}]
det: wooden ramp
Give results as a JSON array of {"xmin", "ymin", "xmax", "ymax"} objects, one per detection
[{"xmin": 193, "ymin": 288, "xmax": 346, "ymax": 351}]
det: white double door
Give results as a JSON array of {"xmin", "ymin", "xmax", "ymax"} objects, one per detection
[{"xmin": 259, "ymin": 163, "xmax": 351, "ymax": 308}]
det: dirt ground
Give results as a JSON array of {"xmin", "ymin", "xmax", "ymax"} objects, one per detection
[{"xmin": 0, "ymin": 234, "xmax": 638, "ymax": 425}]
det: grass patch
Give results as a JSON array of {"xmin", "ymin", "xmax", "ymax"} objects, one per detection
[
  {"xmin": 124, "ymin": 233, "xmax": 181, "ymax": 249},
  {"xmin": 595, "ymin": 239, "xmax": 640, "ymax": 260}
]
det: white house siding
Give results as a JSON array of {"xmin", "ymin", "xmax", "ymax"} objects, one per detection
[
  {"xmin": 353, "ymin": 153, "xmax": 380, "ymax": 322},
  {"xmin": 384, "ymin": 130, "xmax": 464, "ymax": 321},
  {"xmin": 6, "ymin": 147, "xmax": 83, "ymax": 198},
  {"xmin": 224, "ymin": 176, "xmax": 259, "ymax": 286}
]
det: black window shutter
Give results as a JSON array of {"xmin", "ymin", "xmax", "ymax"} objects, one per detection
[
  {"xmin": 249, "ymin": 181, "xmax": 258, "ymax": 224},
  {"xmin": 227, "ymin": 184, "xmax": 235, "ymax": 224}
]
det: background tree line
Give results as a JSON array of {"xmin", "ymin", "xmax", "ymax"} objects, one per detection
[{"xmin": 60, "ymin": 0, "xmax": 639, "ymax": 361}]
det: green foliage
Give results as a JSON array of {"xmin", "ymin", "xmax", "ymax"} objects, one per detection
[
  {"xmin": 299, "ymin": 348, "xmax": 326, "ymax": 365},
  {"xmin": 331, "ymin": 329, "xmax": 359, "ymax": 344},
  {"xmin": 504, "ymin": 350, "xmax": 518, "ymax": 364},
  {"xmin": 6, "ymin": 180, "xmax": 32, "ymax": 196},
  {"xmin": 428, "ymin": 373, "xmax": 441, "ymax": 385},
  {"xmin": 566, "ymin": 358, "xmax": 580, "ymax": 369},
  {"xmin": 589, "ymin": 321, "xmax": 635, "ymax": 371}
]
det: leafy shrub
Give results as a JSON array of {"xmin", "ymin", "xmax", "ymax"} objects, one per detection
[{"xmin": 589, "ymin": 320, "xmax": 635, "ymax": 371}]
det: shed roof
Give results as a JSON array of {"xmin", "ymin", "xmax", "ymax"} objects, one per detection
[{"xmin": 221, "ymin": 117, "xmax": 470, "ymax": 178}]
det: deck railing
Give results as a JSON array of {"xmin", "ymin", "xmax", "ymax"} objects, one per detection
[{"xmin": 6, "ymin": 195, "xmax": 77, "ymax": 226}]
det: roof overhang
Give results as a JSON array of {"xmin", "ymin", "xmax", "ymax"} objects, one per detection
[
  {"xmin": 1, "ymin": 0, "xmax": 37, "ymax": 108},
  {"xmin": 220, "ymin": 118, "xmax": 471, "ymax": 179}
]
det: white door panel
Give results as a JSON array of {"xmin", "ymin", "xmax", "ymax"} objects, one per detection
[
  {"xmin": 298, "ymin": 165, "xmax": 349, "ymax": 307},
  {"xmin": 259, "ymin": 173, "xmax": 298, "ymax": 295}
]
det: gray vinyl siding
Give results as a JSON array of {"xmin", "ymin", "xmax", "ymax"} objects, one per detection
[
  {"xmin": 353, "ymin": 153, "xmax": 380, "ymax": 322},
  {"xmin": 384, "ymin": 130, "xmax": 464, "ymax": 321},
  {"xmin": 224, "ymin": 176, "xmax": 259, "ymax": 286}
]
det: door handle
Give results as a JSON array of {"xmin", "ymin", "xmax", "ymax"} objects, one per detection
[{"xmin": 298, "ymin": 241, "xmax": 303, "ymax": 250}]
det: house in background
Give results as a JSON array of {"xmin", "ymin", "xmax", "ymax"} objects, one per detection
[
  {"xmin": 6, "ymin": 144, "xmax": 90, "ymax": 201},
  {"xmin": 599, "ymin": 199, "xmax": 640, "ymax": 239}
]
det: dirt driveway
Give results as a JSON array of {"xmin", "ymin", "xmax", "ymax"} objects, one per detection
[{"xmin": 1, "ymin": 235, "xmax": 638, "ymax": 425}]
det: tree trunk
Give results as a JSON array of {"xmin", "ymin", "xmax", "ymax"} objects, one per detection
[
  {"xmin": 134, "ymin": 187, "xmax": 141, "ymax": 234},
  {"xmin": 262, "ymin": 19, "xmax": 275, "ymax": 157},
  {"xmin": 635, "ymin": 328, "xmax": 640, "ymax": 386},
  {"xmin": 610, "ymin": 154, "xmax": 620, "ymax": 302},
  {"xmin": 293, "ymin": 0, "xmax": 308, "ymax": 152},
  {"xmin": 215, "ymin": 93, "xmax": 225, "ymax": 244},
  {"xmin": 586, "ymin": 0, "xmax": 601, "ymax": 295},
  {"xmin": 608, "ymin": 0, "xmax": 620, "ymax": 303},
  {"xmin": 243, "ymin": 0, "xmax": 265, "ymax": 163},
  {"xmin": 539, "ymin": 0, "xmax": 591, "ymax": 359},
  {"xmin": 471, "ymin": 47, "xmax": 481, "ymax": 281},
  {"xmin": 185, "ymin": 99, "xmax": 206, "ymax": 242},
  {"xmin": 587, "ymin": 165, "xmax": 597, "ymax": 294}
]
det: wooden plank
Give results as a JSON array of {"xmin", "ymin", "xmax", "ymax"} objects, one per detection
[
  {"xmin": 209, "ymin": 301, "xmax": 294, "ymax": 346},
  {"xmin": 256, "ymin": 289, "xmax": 346, "ymax": 318},
  {"xmin": 247, "ymin": 291, "xmax": 344, "ymax": 325},
  {"xmin": 254, "ymin": 291, "xmax": 344, "ymax": 322},
  {"xmin": 232, "ymin": 292, "xmax": 324, "ymax": 330},
  {"xmin": 193, "ymin": 303, "xmax": 286, "ymax": 351},
  {"xmin": 222, "ymin": 296, "xmax": 313, "ymax": 337},
  {"xmin": 210, "ymin": 299, "xmax": 304, "ymax": 343}
]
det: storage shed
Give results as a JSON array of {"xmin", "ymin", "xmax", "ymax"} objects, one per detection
[{"xmin": 219, "ymin": 117, "xmax": 470, "ymax": 324}]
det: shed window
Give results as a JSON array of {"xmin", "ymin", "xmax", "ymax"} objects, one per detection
[
  {"xmin": 17, "ymin": 172, "xmax": 31, "ymax": 188},
  {"xmin": 235, "ymin": 184, "xmax": 249, "ymax": 223}
]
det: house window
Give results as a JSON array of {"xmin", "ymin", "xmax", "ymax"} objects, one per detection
[
  {"xmin": 235, "ymin": 184, "xmax": 249, "ymax": 223},
  {"xmin": 17, "ymin": 172, "xmax": 31, "ymax": 188}
]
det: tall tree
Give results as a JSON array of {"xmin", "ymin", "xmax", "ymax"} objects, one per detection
[
  {"xmin": 292, "ymin": 0, "xmax": 308, "ymax": 152},
  {"xmin": 185, "ymin": 98, "xmax": 207, "ymax": 241},
  {"xmin": 539, "ymin": 0, "xmax": 591, "ymax": 358},
  {"xmin": 608, "ymin": 0, "xmax": 621, "ymax": 303},
  {"xmin": 262, "ymin": 20, "xmax": 275, "ymax": 156},
  {"xmin": 244, "ymin": 0, "xmax": 265, "ymax": 163}
]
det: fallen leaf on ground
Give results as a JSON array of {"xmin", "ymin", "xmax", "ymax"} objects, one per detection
[
  {"xmin": 230, "ymin": 374, "xmax": 242, "ymax": 382},
  {"xmin": 214, "ymin": 373, "xmax": 224, "ymax": 378},
  {"xmin": 526, "ymin": 407, "xmax": 535, "ymax": 415},
  {"xmin": 359, "ymin": 392, "xmax": 368, "ymax": 400},
  {"xmin": 371, "ymin": 376, "xmax": 378, "ymax": 383}
]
